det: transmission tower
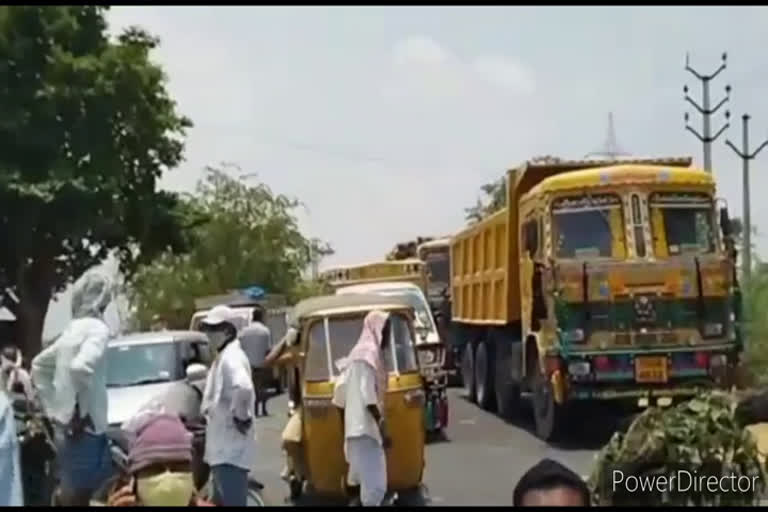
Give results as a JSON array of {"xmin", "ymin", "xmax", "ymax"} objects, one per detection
[{"xmin": 585, "ymin": 112, "xmax": 631, "ymax": 159}]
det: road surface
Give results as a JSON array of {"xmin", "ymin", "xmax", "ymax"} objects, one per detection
[{"xmin": 250, "ymin": 388, "xmax": 612, "ymax": 506}]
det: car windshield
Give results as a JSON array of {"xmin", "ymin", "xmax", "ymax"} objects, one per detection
[
  {"xmin": 552, "ymin": 194, "xmax": 624, "ymax": 259},
  {"xmin": 107, "ymin": 341, "xmax": 180, "ymax": 388},
  {"xmin": 650, "ymin": 192, "xmax": 715, "ymax": 255},
  {"xmin": 304, "ymin": 313, "xmax": 418, "ymax": 381}
]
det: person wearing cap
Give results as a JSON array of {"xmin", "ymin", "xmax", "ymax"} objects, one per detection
[
  {"xmin": 513, "ymin": 458, "xmax": 591, "ymax": 506},
  {"xmin": 106, "ymin": 413, "xmax": 211, "ymax": 506},
  {"xmin": 31, "ymin": 269, "xmax": 115, "ymax": 505},
  {"xmin": 198, "ymin": 305, "xmax": 256, "ymax": 507}
]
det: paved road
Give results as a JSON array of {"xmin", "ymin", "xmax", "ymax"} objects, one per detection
[{"xmin": 250, "ymin": 388, "xmax": 613, "ymax": 506}]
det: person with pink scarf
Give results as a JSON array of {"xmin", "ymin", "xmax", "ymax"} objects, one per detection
[{"xmin": 332, "ymin": 310, "xmax": 392, "ymax": 506}]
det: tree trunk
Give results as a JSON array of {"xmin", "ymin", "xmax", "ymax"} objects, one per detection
[
  {"xmin": 14, "ymin": 260, "xmax": 55, "ymax": 359},
  {"xmin": 16, "ymin": 287, "xmax": 52, "ymax": 359}
]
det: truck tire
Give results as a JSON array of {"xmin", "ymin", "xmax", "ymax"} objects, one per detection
[
  {"xmin": 474, "ymin": 341, "xmax": 495, "ymax": 411},
  {"xmin": 531, "ymin": 364, "xmax": 567, "ymax": 442},
  {"xmin": 494, "ymin": 341, "xmax": 520, "ymax": 420},
  {"xmin": 461, "ymin": 343, "xmax": 476, "ymax": 402}
]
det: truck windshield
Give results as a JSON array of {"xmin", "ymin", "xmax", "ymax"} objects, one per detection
[
  {"xmin": 650, "ymin": 192, "xmax": 715, "ymax": 256},
  {"xmin": 551, "ymin": 194, "xmax": 624, "ymax": 259},
  {"xmin": 425, "ymin": 251, "xmax": 450, "ymax": 286}
]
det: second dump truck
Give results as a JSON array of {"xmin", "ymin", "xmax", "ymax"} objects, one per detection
[{"xmin": 450, "ymin": 157, "xmax": 741, "ymax": 441}]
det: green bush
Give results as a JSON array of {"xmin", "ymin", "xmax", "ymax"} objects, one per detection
[
  {"xmin": 589, "ymin": 391, "xmax": 765, "ymax": 506},
  {"xmin": 743, "ymin": 262, "xmax": 768, "ymax": 386}
]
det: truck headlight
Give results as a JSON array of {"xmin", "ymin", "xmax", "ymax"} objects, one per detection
[
  {"xmin": 709, "ymin": 354, "xmax": 727, "ymax": 367},
  {"xmin": 568, "ymin": 361, "xmax": 591, "ymax": 377},
  {"xmin": 563, "ymin": 329, "xmax": 585, "ymax": 343},
  {"xmin": 703, "ymin": 323, "xmax": 723, "ymax": 337}
]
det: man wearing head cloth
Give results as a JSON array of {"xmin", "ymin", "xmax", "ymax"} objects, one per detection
[
  {"xmin": 31, "ymin": 269, "xmax": 115, "ymax": 505},
  {"xmin": 332, "ymin": 310, "xmax": 393, "ymax": 506}
]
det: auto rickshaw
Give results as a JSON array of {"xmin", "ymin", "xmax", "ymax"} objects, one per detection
[{"xmin": 280, "ymin": 293, "xmax": 426, "ymax": 505}]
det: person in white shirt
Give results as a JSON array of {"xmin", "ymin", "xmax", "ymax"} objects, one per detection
[
  {"xmin": 332, "ymin": 310, "xmax": 392, "ymax": 506},
  {"xmin": 199, "ymin": 305, "xmax": 256, "ymax": 507},
  {"xmin": 31, "ymin": 269, "xmax": 114, "ymax": 506},
  {"xmin": 1, "ymin": 345, "xmax": 34, "ymax": 401},
  {"xmin": 0, "ymin": 390, "xmax": 23, "ymax": 506},
  {"xmin": 238, "ymin": 305, "xmax": 272, "ymax": 416}
]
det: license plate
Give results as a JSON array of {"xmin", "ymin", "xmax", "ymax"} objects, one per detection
[{"xmin": 635, "ymin": 356, "xmax": 668, "ymax": 383}]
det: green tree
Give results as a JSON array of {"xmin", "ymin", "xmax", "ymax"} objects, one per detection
[
  {"xmin": 0, "ymin": 6, "xmax": 193, "ymax": 355},
  {"xmin": 464, "ymin": 155, "xmax": 561, "ymax": 223},
  {"xmin": 129, "ymin": 164, "xmax": 333, "ymax": 329}
]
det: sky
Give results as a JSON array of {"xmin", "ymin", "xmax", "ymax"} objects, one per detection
[{"xmin": 41, "ymin": 5, "xmax": 768, "ymax": 336}]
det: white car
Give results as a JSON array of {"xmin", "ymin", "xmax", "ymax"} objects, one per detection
[{"xmin": 106, "ymin": 330, "xmax": 211, "ymax": 428}]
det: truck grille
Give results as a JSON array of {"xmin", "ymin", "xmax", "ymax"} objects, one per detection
[{"xmin": 557, "ymin": 297, "xmax": 731, "ymax": 346}]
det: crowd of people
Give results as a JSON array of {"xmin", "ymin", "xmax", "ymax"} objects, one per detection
[{"xmin": 0, "ymin": 268, "xmax": 592, "ymax": 507}]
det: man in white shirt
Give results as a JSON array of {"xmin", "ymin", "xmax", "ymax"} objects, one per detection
[
  {"xmin": 31, "ymin": 269, "xmax": 114, "ymax": 506},
  {"xmin": 238, "ymin": 305, "xmax": 272, "ymax": 416},
  {"xmin": 333, "ymin": 311, "xmax": 392, "ymax": 506},
  {"xmin": 199, "ymin": 305, "xmax": 256, "ymax": 507}
]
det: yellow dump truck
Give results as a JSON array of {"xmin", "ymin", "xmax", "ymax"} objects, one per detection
[{"xmin": 450, "ymin": 157, "xmax": 742, "ymax": 441}]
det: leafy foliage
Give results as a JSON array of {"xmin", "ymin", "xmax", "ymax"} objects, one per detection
[
  {"xmin": 464, "ymin": 155, "xmax": 561, "ymax": 223},
  {"xmin": 0, "ymin": 6, "xmax": 192, "ymax": 354},
  {"xmin": 128, "ymin": 164, "xmax": 333, "ymax": 329},
  {"xmin": 589, "ymin": 391, "xmax": 765, "ymax": 506}
]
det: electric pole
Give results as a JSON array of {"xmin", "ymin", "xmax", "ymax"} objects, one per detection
[
  {"xmin": 683, "ymin": 52, "xmax": 731, "ymax": 172},
  {"xmin": 725, "ymin": 114, "xmax": 768, "ymax": 282}
]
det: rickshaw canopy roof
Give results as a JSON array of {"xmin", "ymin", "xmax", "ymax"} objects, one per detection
[{"xmin": 289, "ymin": 293, "xmax": 413, "ymax": 326}]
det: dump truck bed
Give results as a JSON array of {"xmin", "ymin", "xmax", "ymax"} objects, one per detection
[{"xmin": 449, "ymin": 157, "xmax": 694, "ymax": 326}]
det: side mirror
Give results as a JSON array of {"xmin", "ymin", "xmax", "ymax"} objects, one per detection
[
  {"xmin": 186, "ymin": 363, "xmax": 207, "ymax": 382},
  {"xmin": 720, "ymin": 207, "xmax": 732, "ymax": 237}
]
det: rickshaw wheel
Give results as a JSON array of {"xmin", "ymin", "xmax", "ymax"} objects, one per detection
[
  {"xmin": 394, "ymin": 486, "xmax": 427, "ymax": 506},
  {"xmin": 289, "ymin": 477, "xmax": 304, "ymax": 500}
]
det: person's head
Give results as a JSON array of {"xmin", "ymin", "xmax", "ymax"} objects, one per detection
[
  {"xmin": 71, "ymin": 269, "xmax": 113, "ymax": 319},
  {"xmin": 200, "ymin": 305, "xmax": 238, "ymax": 352},
  {"xmin": 127, "ymin": 413, "xmax": 195, "ymax": 506},
  {"xmin": 513, "ymin": 459, "xmax": 591, "ymax": 507},
  {"xmin": 362, "ymin": 310, "xmax": 390, "ymax": 353},
  {"xmin": 251, "ymin": 305, "xmax": 265, "ymax": 324},
  {"xmin": 0, "ymin": 345, "xmax": 21, "ymax": 370}
]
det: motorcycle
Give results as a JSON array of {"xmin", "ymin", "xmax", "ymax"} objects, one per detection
[{"xmin": 10, "ymin": 390, "xmax": 58, "ymax": 506}]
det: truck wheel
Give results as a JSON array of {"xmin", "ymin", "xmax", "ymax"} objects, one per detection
[
  {"xmin": 461, "ymin": 344, "xmax": 476, "ymax": 402},
  {"xmin": 494, "ymin": 337, "xmax": 520, "ymax": 420},
  {"xmin": 474, "ymin": 341, "xmax": 495, "ymax": 411},
  {"xmin": 531, "ymin": 365, "xmax": 567, "ymax": 442}
]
